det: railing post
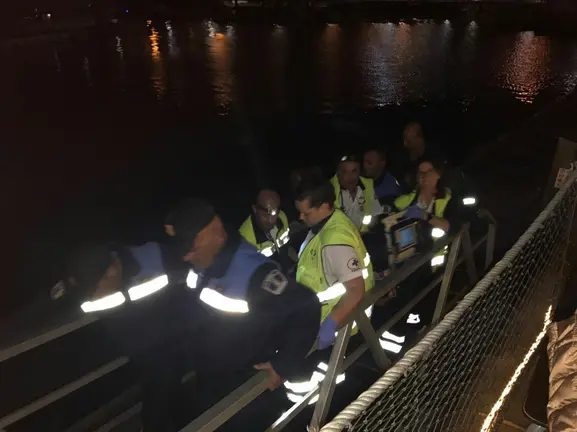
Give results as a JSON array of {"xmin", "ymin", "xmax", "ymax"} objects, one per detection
[
  {"xmin": 308, "ymin": 323, "xmax": 352, "ymax": 432},
  {"xmin": 431, "ymin": 231, "xmax": 463, "ymax": 326},
  {"xmin": 485, "ymin": 222, "xmax": 496, "ymax": 270},
  {"xmin": 461, "ymin": 224, "xmax": 478, "ymax": 285},
  {"xmin": 355, "ymin": 313, "xmax": 391, "ymax": 370}
]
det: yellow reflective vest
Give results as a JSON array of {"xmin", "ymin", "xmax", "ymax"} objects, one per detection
[
  {"xmin": 394, "ymin": 189, "xmax": 452, "ymax": 269},
  {"xmin": 239, "ymin": 211, "xmax": 290, "ymax": 257},
  {"xmin": 296, "ymin": 209, "xmax": 374, "ymax": 327},
  {"xmin": 330, "ymin": 175, "xmax": 376, "ymax": 233},
  {"xmin": 393, "ymin": 189, "xmax": 452, "ymax": 218}
]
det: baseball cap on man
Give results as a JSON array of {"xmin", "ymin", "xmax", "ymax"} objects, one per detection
[{"xmin": 164, "ymin": 198, "xmax": 217, "ymax": 257}]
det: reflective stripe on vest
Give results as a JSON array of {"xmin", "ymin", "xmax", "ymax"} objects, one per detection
[
  {"xmin": 316, "ymin": 252, "xmax": 372, "ymax": 303},
  {"xmin": 186, "ymin": 240, "xmax": 273, "ymax": 314},
  {"xmin": 296, "ymin": 210, "xmax": 374, "ymax": 327},
  {"xmin": 239, "ymin": 211, "xmax": 290, "ymax": 255},
  {"xmin": 330, "ymin": 176, "xmax": 375, "ymax": 233}
]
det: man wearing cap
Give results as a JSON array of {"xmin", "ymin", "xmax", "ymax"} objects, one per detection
[
  {"xmin": 164, "ymin": 198, "xmax": 321, "ymax": 391},
  {"xmin": 55, "ymin": 241, "xmax": 197, "ymax": 431},
  {"xmin": 239, "ymin": 189, "xmax": 291, "ymax": 259},
  {"xmin": 331, "ymin": 154, "xmax": 384, "ymax": 233}
]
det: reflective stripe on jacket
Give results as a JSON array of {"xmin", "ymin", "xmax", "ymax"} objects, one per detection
[
  {"xmin": 186, "ymin": 239, "xmax": 273, "ymax": 314},
  {"xmin": 80, "ymin": 242, "xmax": 169, "ymax": 313},
  {"xmin": 296, "ymin": 209, "xmax": 374, "ymax": 327}
]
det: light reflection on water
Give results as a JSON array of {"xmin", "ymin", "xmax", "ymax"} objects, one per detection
[
  {"xmin": 502, "ymin": 31, "xmax": 550, "ymax": 104},
  {"xmin": 3, "ymin": 20, "xmax": 577, "ymax": 116},
  {"xmin": 148, "ymin": 25, "xmax": 166, "ymax": 101},
  {"xmin": 115, "ymin": 35, "xmax": 124, "ymax": 58},
  {"xmin": 165, "ymin": 20, "xmax": 179, "ymax": 58},
  {"xmin": 205, "ymin": 20, "xmax": 235, "ymax": 111},
  {"xmin": 2, "ymin": 19, "xmax": 577, "ymax": 315}
]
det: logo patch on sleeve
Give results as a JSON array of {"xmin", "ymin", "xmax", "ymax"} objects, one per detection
[
  {"xmin": 347, "ymin": 257, "xmax": 361, "ymax": 271},
  {"xmin": 262, "ymin": 270, "xmax": 288, "ymax": 295}
]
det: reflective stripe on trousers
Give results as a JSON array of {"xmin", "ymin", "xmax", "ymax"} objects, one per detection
[
  {"xmin": 431, "ymin": 228, "xmax": 447, "ymax": 268},
  {"xmin": 379, "ymin": 330, "xmax": 405, "ymax": 353},
  {"xmin": 285, "ymin": 361, "xmax": 346, "ymax": 405}
]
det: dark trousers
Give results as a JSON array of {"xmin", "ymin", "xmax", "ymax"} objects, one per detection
[
  {"xmin": 362, "ymin": 230, "xmax": 389, "ymax": 273},
  {"xmin": 371, "ymin": 265, "xmax": 436, "ymax": 336},
  {"xmin": 132, "ymin": 341, "xmax": 188, "ymax": 432},
  {"xmin": 188, "ymin": 313, "xmax": 319, "ymax": 431},
  {"xmin": 187, "ymin": 314, "xmax": 280, "ymax": 427},
  {"xmin": 122, "ymin": 296, "xmax": 208, "ymax": 432}
]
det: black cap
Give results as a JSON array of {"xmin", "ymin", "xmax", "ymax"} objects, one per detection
[
  {"xmin": 63, "ymin": 243, "xmax": 115, "ymax": 298},
  {"xmin": 165, "ymin": 198, "xmax": 217, "ymax": 256}
]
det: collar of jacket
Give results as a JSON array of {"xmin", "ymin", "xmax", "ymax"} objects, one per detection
[{"xmin": 198, "ymin": 227, "xmax": 242, "ymax": 283}]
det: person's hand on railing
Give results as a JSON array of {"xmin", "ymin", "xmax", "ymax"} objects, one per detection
[
  {"xmin": 318, "ymin": 317, "xmax": 338, "ymax": 349},
  {"xmin": 253, "ymin": 362, "xmax": 285, "ymax": 391}
]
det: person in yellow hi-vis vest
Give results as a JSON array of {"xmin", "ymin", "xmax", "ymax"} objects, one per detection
[
  {"xmin": 393, "ymin": 158, "xmax": 458, "ymax": 253},
  {"xmin": 330, "ymin": 154, "xmax": 384, "ymax": 233},
  {"xmin": 294, "ymin": 173, "xmax": 374, "ymax": 350},
  {"xmin": 393, "ymin": 158, "xmax": 460, "ymax": 332},
  {"xmin": 239, "ymin": 189, "xmax": 291, "ymax": 258}
]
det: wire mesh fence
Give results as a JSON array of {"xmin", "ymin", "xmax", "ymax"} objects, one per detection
[{"xmin": 323, "ymin": 173, "xmax": 577, "ymax": 432}]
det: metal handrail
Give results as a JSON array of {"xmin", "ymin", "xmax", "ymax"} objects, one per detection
[
  {"xmin": 0, "ymin": 357, "xmax": 128, "ymax": 429},
  {"xmin": 0, "ymin": 315, "xmax": 97, "ymax": 363},
  {"xmin": 0, "ymin": 213, "xmax": 495, "ymax": 432}
]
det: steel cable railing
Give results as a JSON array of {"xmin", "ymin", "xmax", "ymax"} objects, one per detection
[{"xmin": 321, "ymin": 170, "xmax": 577, "ymax": 432}]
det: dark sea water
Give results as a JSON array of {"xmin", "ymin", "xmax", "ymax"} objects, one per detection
[{"xmin": 1, "ymin": 18, "xmax": 577, "ymax": 313}]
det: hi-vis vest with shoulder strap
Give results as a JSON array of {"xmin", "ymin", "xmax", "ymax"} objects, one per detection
[
  {"xmin": 393, "ymin": 189, "xmax": 452, "ymax": 218},
  {"xmin": 330, "ymin": 176, "xmax": 375, "ymax": 233},
  {"xmin": 239, "ymin": 211, "xmax": 290, "ymax": 257},
  {"xmin": 186, "ymin": 239, "xmax": 273, "ymax": 314},
  {"xmin": 80, "ymin": 243, "xmax": 170, "ymax": 313},
  {"xmin": 394, "ymin": 189, "xmax": 452, "ymax": 268},
  {"xmin": 296, "ymin": 209, "xmax": 374, "ymax": 324}
]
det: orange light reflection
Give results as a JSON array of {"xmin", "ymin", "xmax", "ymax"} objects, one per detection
[{"xmin": 148, "ymin": 26, "xmax": 166, "ymax": 100}]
